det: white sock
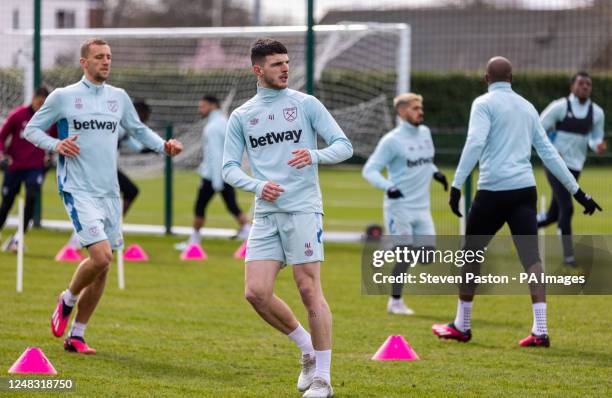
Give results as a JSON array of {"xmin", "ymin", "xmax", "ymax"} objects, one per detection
[
  {"xmin": 189, "ymin": 231, "xmax": 201, "ymax": 245},
  {"xmin": 70, "ymin": 321, "xmax": 87, "ymax": 338},
  {"xmin": 454, "ymin": 299, "xmax": 473, "ymax": 332},
  {"xmin": 314, "ymin": 350, "xmax": 331, "ymax": 384},
  {"xmin": 288, "ymin": 324, "xmax": 314, "ymax": 355},
  {"xmin": 390, "ymin": 297, "xmax": 403, "ymax": 305},
  {"xmin": 63, "ymin": 289, "xmax": 79, "ymax": 307},
  {"xmin": 531, "ymin": 302, "xmax": 548, "ymax": 335}
]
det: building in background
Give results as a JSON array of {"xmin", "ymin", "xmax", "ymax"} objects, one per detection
[{"xmin": 0, "ymin": 0, "xmax": 104, "ymax": 69}]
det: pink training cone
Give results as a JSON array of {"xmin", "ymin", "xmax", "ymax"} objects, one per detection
[
  {"xmin": 372, "ymin": 335, "xmax": 420, "ymax": 361},
  {"xmin": 180, "ymin": 243, "xmax": 208, "ymax": 261},
  {"xmin": 124, "ymin": 244, "xmax": 149, "ymax": 262},
  {"xmin": 8, "ymin": 347, "xmax": 57, "ymax": 375},
  {"xmin": 54, "ymin": 245, "xmax": 83, "ymax": 262},
  {"xmin": 233, "ymin": 240, "xmax": 247, "ymax": 259}
]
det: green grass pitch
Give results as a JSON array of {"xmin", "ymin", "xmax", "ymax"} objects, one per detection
[{"xmin": 0, "ymin": 166, "xmax": 610, "ymax": 397}]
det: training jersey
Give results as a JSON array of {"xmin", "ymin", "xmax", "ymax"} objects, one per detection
[
  {"xmin": 0, "ymin": 105, "xmax": 57, "ymax": 171},
  {"xmin": 24, "ymin": 76, "xmax": 166, "ymax": 197},
  {"xmin": 540, "ymin": 93, "xmax": 604, "ymax": 172},
  {"xmin": 452, "ymin": 82, "xmax": 579, "ymax": 194},
  {"xmin": 222, "ymin": 86, "xmax": 353, "ymax": 215},
  {"xmin": 362, "ymin": 120, "xmax": 438, "ymax": 211},
  {"xmin": 199, "ymin": 109, "xmax": 227, "ymax": 191}
]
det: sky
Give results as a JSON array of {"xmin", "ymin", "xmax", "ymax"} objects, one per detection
[{"xmin": 241, "ymin": 0, "xmax": 594, "ymax": 24}]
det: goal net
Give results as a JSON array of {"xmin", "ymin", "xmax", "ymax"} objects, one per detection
[{"xmin": 1, "ymin": 23, "xmax": 410, "ymax": 174}]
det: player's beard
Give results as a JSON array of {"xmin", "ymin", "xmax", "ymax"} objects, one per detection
[{"xmin": 263, "ymin": 73, "xmax": 287, "ymax": 90}]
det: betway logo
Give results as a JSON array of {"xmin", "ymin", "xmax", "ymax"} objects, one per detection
[
  {"xmin": 406, "ymin": 157, "xmax": 434, "ymax": 168},
  {"xmin": 249, "ymin": 130, "xmax": 302, "ymax": 148},
  {"xmin": 73, "ymin": 119, "xmax": 118, "ymax": 133}
]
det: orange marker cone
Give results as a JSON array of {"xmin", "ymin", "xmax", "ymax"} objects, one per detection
[
  {"xmin": 8, "ymin": 347, "xmax": 57, "ymax": 375},
  {"xmin": 372, "ymin": 335, "xmax": 420, "ymax": 361},
  {"xmin": 54, "ymin": 245, "xmax": 83, "ymax": 262},
  {"xmin": 123, "ymin": 244, "xmax": 149, "ymax": 262},
  {"xmin": 180, "ymin": 243, "xmax": 208, "ymax": 260},
  {"xmin": 233, "ymin": 240, "xmax": 247, "ymax": 259}
]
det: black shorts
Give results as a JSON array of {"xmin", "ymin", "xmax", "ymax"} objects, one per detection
[
  {"xmin": 465, "ymin": 186, "xmax": 540, "ymax": 269},
  {"xmin": 194, "ymin": 178, "xmax": 242, "ymax": 218},
  {"xmin": 117, "ymin": 169, "xmax": 139, "ymax": 201}
]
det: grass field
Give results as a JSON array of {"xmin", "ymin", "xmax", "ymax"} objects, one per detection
[{"xmin": 1, "ymin": 166, "xmax": 611, "ymax": 397}]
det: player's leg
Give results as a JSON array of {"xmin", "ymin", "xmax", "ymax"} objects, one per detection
[
  {"xmin": 507, "ymin": 187, "xmax": 550, "ymax": 347},
  {"xmin": 117, "ymin": 169, "xmax": 139, "ymax": 216},
  {"xmin": 281, "ymin": 213, "xmax": 332, "ymax": 396},
  {"xmin": 52, "ymin": 194, "xmax": 111, "ymax": 342},
  {"xmin": 537, "ymin": 168, "xmax": 560, "ymax": 228},
  {"xmin": 0, "ymin": 170, "xmax": 24, "ymax": 251},
  {"xmin": 220, "ymin": 182, "xmax": 250, "ymax": 239},
  {"xmin": 179, "ymin": 178, "xmax": 215, "ymax": 249},
  {"xmin": 555, "ymin": 169, "xmax": 581, "ymax": 266},
  {"xmin": 433, "ymin": 190, "xmax": 504, "ymax": 341},
  {"xmin": 384, "ymin": 205, "xmax": 415, "ymax": 315},
  {"xmin": 21, "ymin": 169, "xmax": 44, "ymax": 234}
]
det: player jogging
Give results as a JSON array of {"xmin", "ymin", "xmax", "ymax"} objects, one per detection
[
  {"xmin": 24, "ymin": 38, "xmax": 182, "ymax": 354},
  {"xmin": 222, "ymin": 38, "xmax": 353, "ymax": 398},
  {"xmin": 177, "ymin": 95, "xmax": 249, "ymax": 250},
  {"xmin": 0, "ymin": 87, "xmax": 56, "ymax": 251},
  {"xmin": 537, "ymin": 71, "xmax": 607, "ymax": 267},
  {"xmin": 362, "ymin": 93, "xmax": 447, "ymax": 316},
  {"xmin": 432, "ymin": 57, "xmax": 601, "ymax": 348}
]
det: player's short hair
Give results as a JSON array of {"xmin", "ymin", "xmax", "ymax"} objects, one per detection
[
  {"xmin": 201, "ymin": 95, "xmax": 220, "ymax": 106},
  {"xmin": 133, "ymin": 100, "xmax": 151, "ymax": 116},
  {"xmin": 250, "ymin": 38, "xmax": 288, "ymax": 66},
  {"xmin": 34, "ymin": 86, "xmax": 49, "ymax": 97},
  {"xmin": 571, "ymin": 71, "xmax": 591, "ymax": 85},
  {"xmin": 80, "ymin": 38, "xmax": 108, "ymax": 58},
  {"xmin": 393, "ymin": 93, "xmax": 423, "ymax": 110}
]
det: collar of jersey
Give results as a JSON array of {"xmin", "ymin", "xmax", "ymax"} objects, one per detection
[
  {"xmin": 80, "ymin": 75, "xmax": 106, "ymax": 95},
  {"xmin": 256, "ymin": 85, "xmax": 288, "ymax": 102},
  {"xmin": 488, "ymin": 81, "xmax": 512, "ymax": 92},
  {"xmin": 398, "ymin": 120, "xmax": 420, "ymax": 134},
  {"xmin": 568, "ymin": 93, "xmax": 591, "ymax": 107}
]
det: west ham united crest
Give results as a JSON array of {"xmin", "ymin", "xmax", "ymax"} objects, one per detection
[
  {"xmin": 107, "ymin": 100, "xmax": 118, "ymax": 113},
  {"xmin": 283, "ymin": 107, "xmax": 297, "ymax": 122},
  {"xmin": 304, "ymin": 242, "xmax": 313, "ymax": 257}
]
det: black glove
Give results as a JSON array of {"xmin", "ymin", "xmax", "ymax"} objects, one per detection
[
  {"xmin": 449, "ymin": 186, "xmax": 462, "ymax": 217},
  {"xmin": 433, "ymin": 171, "xmax": 448, "ymax": 191},
  {"xmin": 0, "ymin": 158, "xmax": 7, "ymax": 172},
  {"xmin": 387, "ymin": 187, "xmax": 404, "ymax": 199},
  {"xmin": 573, "ymin": 189, "xmax": 602, "ymax": 215}
]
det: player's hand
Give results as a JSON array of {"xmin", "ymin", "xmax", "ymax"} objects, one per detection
[
  {"xmin": 261, "ymin": 182, "xmax": 284, "ymax": 202},
  {"xmin": 287, "ymin": 149, "xmax": 312, "ymax": 169},
  {"xmin": 573, "ymin": 189, "xmax": 602, "ymax": 215},
  {"xmin": 0, "ymin": 153, "xmax": 8, "ymax": 171},
  {"xmin": 449, "ymin": 186, "xmax": 463, "ymax": 217},
  {"xmin": 55, "ymin": 135, "xmax": 80, "ymax": 157},
  {"xmin": 386, "ymin": 187, "xmax": 404, "ymax": 199},
  {"xmin": 596, "ymin": 140, "xmax": 607, "ymax": 155},
  {"xmin": 164, "ymin": 139, "xmax": 183, "ymax": 156},
  {"xmin": 433, "ymin": 171, "xmax": 448, "ymax": 191}
]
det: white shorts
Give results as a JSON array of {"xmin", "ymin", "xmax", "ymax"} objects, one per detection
[
  {"xmin": 383, "ymin": 205, "xmax": 436, "ymax": 247},
  {"xmin": 246, "ymin": 213, "xmax": 324, "ymax": 266},
  {"xmin": 62, "ymin": 192, "xmax": 123, "ymax": 250}
]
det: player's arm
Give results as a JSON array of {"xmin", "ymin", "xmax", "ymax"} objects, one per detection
[
  {"xmin": 209, "ymin": 125, "xmax": 225, "ymax": 192},
  {"xmin": 0, "ymin": 112, "xmax": 15, "ymax": 160},
  {"xmin": 119, "ymin": 91, "xmax": 180, "ymax": 156},
  {"xmin": 289, "ymin": 96, "xmax": 352, "ymax": 168},
  {"xmin": 532, "ymin": 116, "xmax": 600, "ymax": 214},
  {"xmin": 222, "ymin": 112, "xmax": 269, "ymax": 197},
  {"xmin": 451, "ymin": 99, "xmax": 490, "ymax": 189},
  {"xmin": 362, "ymin": 137, "xmax": 394, "ymax": 190},
  {"xmin": 118, "ymin": 127, "xmax": 146, "ymax": 153},
  {"xmin": 426, "ymin": 127, "xmax": 448, "ymax": 191},
  {"xmin": 588, "ymin": 108, "xmax": 606, "ymax": 154},
  {"xmin": 24, "ymin": 90, "xmax": 62, "ymax": 152},
  {"xmin": 539, "ymin": 99, "xmax": 564, "ymax": 133}
]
